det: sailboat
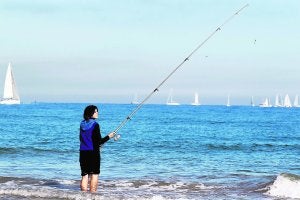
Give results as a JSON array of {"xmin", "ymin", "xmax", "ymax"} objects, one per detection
[
  {"xmin": 293, "ymin": 95, "xmax": 299, "ymax": 107},
  {"xmin": 283, "ymin": 94, "xmax": 292, "ymax": 108},
  {"xmin": 251, "ymin": 96, "xmax": 255, "ymax": 107},
  {"xmin": 166, "ymin": 89, "xmax": 180, "ymax": 106},
  {"xmin": 226, "ymin": 95, "xmax": 230, "ymax": 107},
  {"xmin": 191, "ymin": 92, "xmax": 200, "ymax": 106},
  {"xmin": 0, "ymin": 62, "xmax": 20, "ymax": 105},
  {"xmin": 131, "ymin": 93, "xmax": 139, "ymax": 104},
  {"xmin": 274, "ymin": 94, "xmax": 282, "ymax": 107},
  {"xmin": 259, "ymin": 97, "xmax": 272, "ymax": 107}
]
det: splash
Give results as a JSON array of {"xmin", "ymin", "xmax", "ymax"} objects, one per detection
[{"xmin": 266, "ymin": 173, "xmax": 300, "ymax": 199}]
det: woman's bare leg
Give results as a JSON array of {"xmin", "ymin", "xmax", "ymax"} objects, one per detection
[
  {"xmin": 80, "ymin": 175, "xmax": 89, "ymax": 191},
  {"xmin": 90, "ymin": 174, "xmax": 99, "ymax": 193}
]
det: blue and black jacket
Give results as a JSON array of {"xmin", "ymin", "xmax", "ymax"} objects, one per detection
[{"xmin": 79, "ymin": 119, "xmax": 109, "ymax": 152}]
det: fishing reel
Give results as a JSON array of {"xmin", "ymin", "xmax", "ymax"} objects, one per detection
[{"xmin": 114, "ymin": 133, "xmax": 121, "ymax": 141}]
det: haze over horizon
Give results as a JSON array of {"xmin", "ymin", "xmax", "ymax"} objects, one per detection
[{"xmin": 0, "ymin": 0, "xmax": 299, "ymax": 105}]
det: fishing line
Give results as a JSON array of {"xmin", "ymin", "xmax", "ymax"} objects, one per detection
[{"xmin": 112, "ymin": 4, "xmax": 249, "ymax": 141}]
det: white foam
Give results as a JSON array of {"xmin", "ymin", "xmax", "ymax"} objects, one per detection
[
  {"xmin": 108, "ymin": 180, "xmax": 134, "ymax": 187},
  {"xmin": 266, "ymin": 173, "xmax": 300, "ymax": 199},
  {"xmin": 0, "ymin": 188, "xmax": 104, "ymax": 200},
  {"xmin": 57, "ymin": 179, "xmax": 76, "ymax": 185},
  {"xmin": 103, "ymin": 179, "xmax": 212, "ymax": 192},
  {"xmin": 0, "ymin": 178, "xmax": 214, "ymax": 200},
  {"xmin": 3, "ymin": 180, "xmax": 18, "ymax": 187}
]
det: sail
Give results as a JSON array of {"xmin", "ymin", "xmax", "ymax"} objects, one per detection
[
  {"xmin": 268, "ymin": 98, "xmax": 272, "ymax": 107},
  {"xmin": 275, "ymin": 94, "xmax": 283, "ymax": 107},
  {"xmin": 166, "ymin": 89, "xmax": 180, "ymax": 105},
  {"xmin": 259, "ymin": 97, "xmax": 271, "ymax": 107},
  {"xmin": 251, "ymin": 96, "xmax": 255, "ymax": 106},
  {"xmin": 283, "ymin": 94, "xmax": 292, "ymax": 107},
  {"xmin": 131, "ymin": 93, "xmax": 139, "ymax": 104},
  {"xmin": 191, "ymin": 92, "xmax": 200, "ymax": 106},
  {"xmin": 1, "ymin": 62, "xmax": 20, "ymax": 104},
  {"xmin": 226, "ymin": 95, "xmax": 230, "ymax": 107}
]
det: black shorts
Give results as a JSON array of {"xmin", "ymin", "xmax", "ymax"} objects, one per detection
[{"xmin": 79, "ymin": 150, "xmax": 100, "ymax": 176}]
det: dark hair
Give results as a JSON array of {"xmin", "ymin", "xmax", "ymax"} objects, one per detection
[{"xmin": 83, "ymin": 105, "xmax": 98, "ymax": 120}]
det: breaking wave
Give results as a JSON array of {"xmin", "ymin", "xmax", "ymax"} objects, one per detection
[
  {"xmin": 266, "ymin": 173, "xmax": 300, "ymax": 199},
  {"xmin": 0, "ymin": 176, "xmax": 220, "ymax": 200}
]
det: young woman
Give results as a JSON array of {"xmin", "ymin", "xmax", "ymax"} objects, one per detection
[{"xmin": 79, "ymin": 105, "xmax": 115, "ymax": 192}]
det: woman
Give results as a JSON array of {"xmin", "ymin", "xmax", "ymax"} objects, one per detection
[{"xmin": 79, "ymin": 105, "xmax": 115, "ymax": 192}]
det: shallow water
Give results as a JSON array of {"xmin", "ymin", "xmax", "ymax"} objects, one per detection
[{"xmin": 0, "ymin": 103, "xmax": 300, "ymax": 199}]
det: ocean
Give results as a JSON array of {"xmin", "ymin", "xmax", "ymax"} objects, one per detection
[{"xmin": 0, "ymin": 103, "xmax": 300, "ymax": 200}]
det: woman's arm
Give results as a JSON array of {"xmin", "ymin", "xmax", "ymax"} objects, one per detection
[{"xmin": 93, "ymin": 123, "xmax": 110, "ymax": 147}]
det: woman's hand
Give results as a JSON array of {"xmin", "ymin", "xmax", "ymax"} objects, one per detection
[{"xmin": 108, "ymin": 132, "xmax": 116, "ymax": 139}]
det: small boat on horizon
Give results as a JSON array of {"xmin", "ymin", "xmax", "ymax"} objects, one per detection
[
  {"xmin": 251, "ymin": 96, "xmax": 255, "ymax": 107},
  {"xmin": 191, "ymin": 92, "xmax": 200, "ymax": 106},
  {"xmin": 259, "ymin": 98, "xmax": 272, "ymax": 107},
  {"xmin": 226, "ymin": 94, "xmax": 230, "ymax": 107},
  {"xmin": 166, "ymin": 89, "xmax": 180, "ymax": 106},
  {"xmin": 283, "ymin": 94, "xmax": 292, "ymax": 108},
  {"xmin": 0, "ymin": 62, "xmax": 20, "ymax": 105},
  {"xmin": 274, "ymin": 94, "xmax": 283, "ymax": 107},
  {"xmin": 131, "ymin": 93, "xmax": 139, "ymax": 104}
]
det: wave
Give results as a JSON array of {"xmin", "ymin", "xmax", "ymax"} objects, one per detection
[
  {"xmin": 0, "ymin": 176, "xmax": 220, "ymax": 200},
  {"xmin": 265, "ymin": 173, "xmax": 300, "ymax": 199},
  {"xmin": 0, "ymin": 147, "xmax": 18, "ymax": 154},
  {"xmin": 205, "ymin": 143, "xmax": 300, "ymax": 151},
  {"xmin": 0, "ymin": 146, "xmax": 74, "ymax": 155},
  {"xmin": 206, "ymin": 143, "xmax": 243, "ymax": 151}
]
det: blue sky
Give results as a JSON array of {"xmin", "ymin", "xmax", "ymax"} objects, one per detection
[{"xmin": 0, "ymin": 0, "xmax": 299, "ymax": 104}]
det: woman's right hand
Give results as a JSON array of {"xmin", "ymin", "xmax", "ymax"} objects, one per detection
[{"xmin": 108, "ymin": 132, "xmax": 116, "ymax": 139}]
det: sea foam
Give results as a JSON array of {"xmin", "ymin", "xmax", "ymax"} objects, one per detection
[{"xmin": 266, "ymin": 173, "xmax": 300, "ymax": 199}]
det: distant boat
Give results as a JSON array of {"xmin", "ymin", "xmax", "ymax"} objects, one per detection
[
  {"xmin": 259, "ymin": 98, "xmax": 272, "ymax": 107},
  {"xmin": 166, "ymin": 89, "xmax": 180, "ymax": 106},
  {"xmin": 283, "ymin": 94, "xmax": 292, "ymax": 108},
  {"xmin": 191, "ymin": 92, "xmax": 200, "ymax": 106},
  {"xmin": 226, "ymin": 95, "xmax": 230, "ymax": 107},
  {"xmin": 274, "ymin": 94, "xmax": 282, "ymax": 107},
  {"xmin": 131, "ymin": 93, "xmax": 139, "ymax": 104},
  {"xmin": 293, "ymin": 95, "xmax": 299, "ymax": 107},
  {"xmin": 0, "ymin": 62, "xmax": 20, "ymax": 105},
  {"xmin": 251, "ymin": 96, "xmax": 255, "ymax": 107}
]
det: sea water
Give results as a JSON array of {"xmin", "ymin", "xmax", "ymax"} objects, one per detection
[{"xmin": 0, "ymin": 103, "xmax": 300, "ymax": 200}]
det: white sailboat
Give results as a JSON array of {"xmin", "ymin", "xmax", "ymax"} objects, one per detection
[
  {"xmin": 259, "ymin": 97, "xmax": 272, "ymax": 107},
  {"xmin": 166, "ymin": 89, "xmax": 180, "ymax": 106},
  {"xmin": 191, "ymin": 92, "xmax": 200, "ymax": 106},
  {"xmin": 293, "ymin": 95, "xmax": 299, "ymax": 107},
  {"xmin": 0, "ymin": 62, "xmax": 20, "ymax": 105},
  {"xmin": 283, "ymin": 94, "xmax": 292, "ymax": 108},
  {"xmin": 274, "ymin": 94, "xmax": 282, "ymax": 107},
  {"xmin": 226, "ymin": 95, "xmax": 230, "ymax": 107},
  {"xmin": 131, "ymin": 93, "xmax": 139, "ymax": 104},
  {"xmin": 251, "ymin": 96, "xmax": 255, "ymax": 107}
]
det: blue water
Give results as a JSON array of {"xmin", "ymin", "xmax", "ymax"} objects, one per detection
[{"xmin": 0, "ymin": 103, "xmax": 300, "ymax": 199}]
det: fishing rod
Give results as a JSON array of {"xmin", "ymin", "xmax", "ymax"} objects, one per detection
[{"xmin": 112, "ymin": 4, "xmax": 249, "ymax": 141}]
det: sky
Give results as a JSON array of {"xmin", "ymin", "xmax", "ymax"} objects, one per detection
[{"xmin": 0, "ymin": 0, "xmax": 299, "ymax": 105}]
